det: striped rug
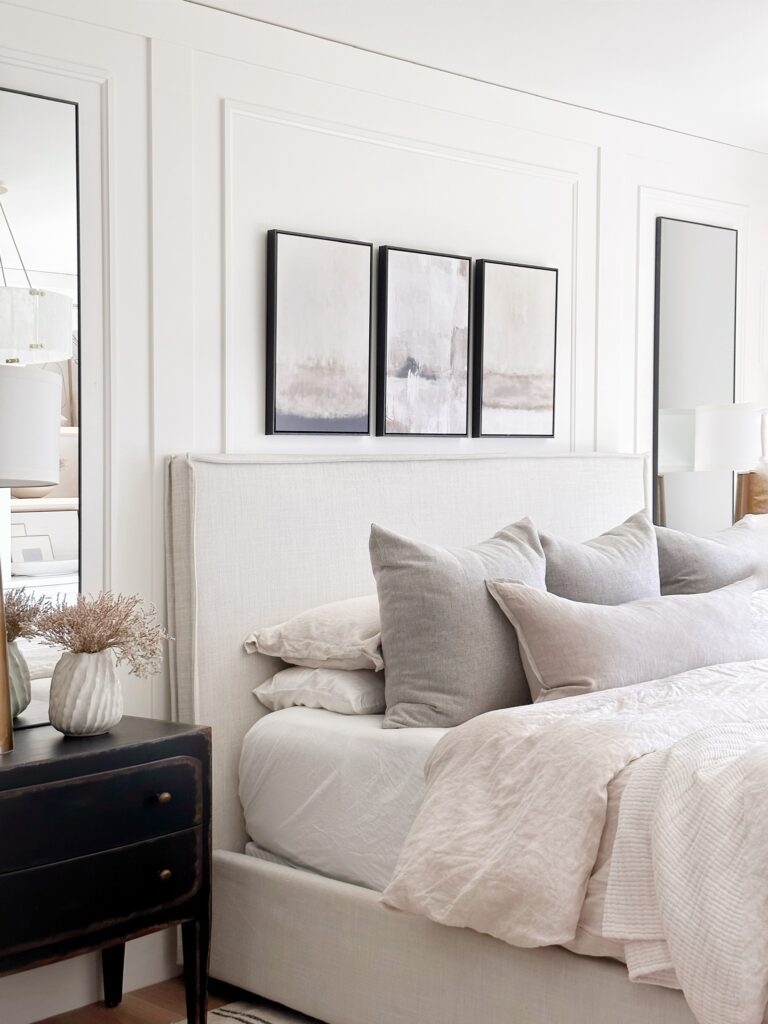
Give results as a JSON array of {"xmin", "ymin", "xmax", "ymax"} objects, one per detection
[{"xmin": 176, "ymin": 999, "xmax": 323, "ymax": 1024}]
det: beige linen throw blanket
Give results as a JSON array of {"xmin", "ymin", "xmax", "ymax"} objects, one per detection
[{"xmin": 382, "ymin": 662, "xmax": 768, "ymax": 1024}]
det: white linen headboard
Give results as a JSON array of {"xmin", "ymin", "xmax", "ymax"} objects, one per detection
[{"xmin": 166, "ymin": 452, "xmax": 649, "ymax": 851}]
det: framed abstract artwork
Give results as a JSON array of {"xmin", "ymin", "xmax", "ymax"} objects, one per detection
[
  {"xmin": 376, "ymin": 246, "xmax": 471, "ymax": 436},
  {"xmin": 11, "ymin": 534, "xmax": 54, "ymax": 564},
  {"xmin": 266, "ymin": 230, "xmax": 373, "ymax": 434},
  {"xmin": 472, "ymin": 260, "xmax": 558, "ymax": 438}
]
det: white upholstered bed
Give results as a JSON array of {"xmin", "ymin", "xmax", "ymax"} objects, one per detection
[{"xmin": 166, "ymin": 452, "xmax": 697, "ymax": 1024}]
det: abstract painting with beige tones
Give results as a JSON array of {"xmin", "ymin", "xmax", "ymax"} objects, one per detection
[
  {"xmin": 475, "ymin": 261, "xmax": 557, "ymax": 437},
  {"xmin": 380, "ymin": 248, "xmax": 470, "ymax": 436},
  {"xmin": 272, "ymin": 232, "xmax": 371, "ymax": 433}
]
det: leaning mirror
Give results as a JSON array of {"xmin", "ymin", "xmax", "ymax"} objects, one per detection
[
  {"xmin": 652, "ymin": 217, "xmax": 753, "ymax": 534},
  {"xmin": 0, "ymin": 88, "xmax": 79, "ymax": 724}
]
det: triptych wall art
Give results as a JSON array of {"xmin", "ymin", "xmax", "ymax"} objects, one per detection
[{"xmin": 265, "ymin": 229, "xmax": 558, "ymax": 438}]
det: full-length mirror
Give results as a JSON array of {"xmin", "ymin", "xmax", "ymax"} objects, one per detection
[
  {"xmin": 653, "ymin": 217, "xmax": 743, "ymax": 534},
  {"xmin": 0, "ymin": 89, "xmax": 79, "ymax": 716}
]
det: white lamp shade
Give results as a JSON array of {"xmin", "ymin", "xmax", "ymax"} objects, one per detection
[
  {"xmin": 658, "ymin": 408, "xmax": 696, "ymax": 474},
  {"xmin": 0, "ymin": 286, "xmax": 73, "ymax": 364},
  {"xmin": 693, "ymin": 403, "xmax": 764, "ymax": 473},
  {"xmin": 0, "ymin": 365, "xmax": 61, "ymax": 486}
]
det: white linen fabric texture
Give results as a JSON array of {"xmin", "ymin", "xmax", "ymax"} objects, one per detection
[
  {"xmin": 370, "ymin": 518, "xmax": 546, "ymax": 728},
  {"xmin": 604, "ymin": 723, "xmax": 768, "ymax": 1024},
  {"xmin": 540, "ymin": 510, "xmax": 661, "ymax": 604},
  {"xmin": 382, "ymin": 659, "xmax": 768, "ymax": 1024},
  {"xmin": 487, "ymin": 576, "xmax": 766, "ymax": 701},
  {"xmin": 656, "ymin": 513, "xmax": 768, "ymax": 595},
  {"xmin": 243, "ymin": 594, "xmax": 383, "ymax": 671},
  {"xmin": 239, "ymin": 707, "xmax": 445, "ymax": 891},
  {"xmin": 254, "ymin": 667, "xmax": 385, "ymax": 715}
]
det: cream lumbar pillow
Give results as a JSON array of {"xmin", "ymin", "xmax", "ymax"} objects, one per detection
[
  {"xmin": 540, "ymin": 511, "xmax": 660, "ymax": 604},
  {"xmin": 487, "ymin": 576, "xmax": 765, "ymax": 702},
  {"xmin": 244, "ymin": 594, "xmax": 383, "ymax": 672},
  {"xmin": 656, "ymin": 514, "xmax": 768, "ymax": 595},
  {"xmin": 254, "ymin": 667, "xmax": 385, "ymax": 715},
  {"xmin": 370, "ymin": 519, "xmax": 546, "ymax": 728}
]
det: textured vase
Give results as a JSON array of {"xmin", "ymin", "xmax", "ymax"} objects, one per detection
[
  {"xmin": 49, "ymin": 649, "xmax": 124, "ymax": 736},
  {"xmin": 8, "ymin": 641, "xmax": 31, "ymax": 719}
]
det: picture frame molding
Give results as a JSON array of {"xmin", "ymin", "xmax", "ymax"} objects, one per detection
[
  {"xmin": 376, "ymin": 244, "xmax": 472, "ymax": 437},
  {"xmin": 266, "ymin": 228, "xmax": 374, "ymax": 436},
  {"xmin": 472, "ymin": 258, "xmax": 559, "ymax": 439}
]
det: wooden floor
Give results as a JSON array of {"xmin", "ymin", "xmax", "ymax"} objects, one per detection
[{"xmin": 36, "ymin": 977, "xmax": 243, "ymax": 1024}]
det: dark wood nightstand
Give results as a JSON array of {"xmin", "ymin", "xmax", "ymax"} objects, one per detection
[{"xmin": 0, "ymin": 716, "xmax": 211, "ymax": 1023}]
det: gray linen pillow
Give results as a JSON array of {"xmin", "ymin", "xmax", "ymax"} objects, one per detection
[
  {"xmin": 541, "ymin": 511, "xmax": 659, "ymax": 604},
  {"xmin": 487, "ymin": 576, "xmax": 763, "ymax": 702},
  {"xmin": 370, "ymin": 519, "xmax": 546, "ymax": 728},
  {"xmin": 656, "ymin": 515, "xmax": 768, "ymax": 595}
]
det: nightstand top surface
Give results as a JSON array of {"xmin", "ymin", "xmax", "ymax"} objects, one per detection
[{"xmin": 0, "ymin": 716, "xmax": 207, "ymax": 773}]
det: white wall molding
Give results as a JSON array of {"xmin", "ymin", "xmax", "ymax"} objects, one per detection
[
  {"xmin": 0, "ymin": 42, "xmax": 109, "ymax": 82},
  {"xmin": 220, "ymin": 95, "xmax": 589, "ymax": 454}
]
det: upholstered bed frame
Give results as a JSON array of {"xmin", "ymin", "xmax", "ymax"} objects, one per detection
[{"xmin": 166, "ymin": 452, "xmax": 696, "ymax": 1024}]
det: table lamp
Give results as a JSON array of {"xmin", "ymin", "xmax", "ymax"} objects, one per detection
[
  {"xmin": 0, "ymin": 365, "xmax": 61, "ymax": 753},
  {"xmin": 694, "ymin": 403, "xmax": 764, "ymax": 520}
]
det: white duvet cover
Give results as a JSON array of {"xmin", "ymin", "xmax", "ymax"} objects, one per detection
[
  {"xmin": 239, "ymin": 706, "xmax": 445, "ymax": 890},
  {"xmin": 383, "ymin": 660, "xmax": 768, "ymax": 1024}
]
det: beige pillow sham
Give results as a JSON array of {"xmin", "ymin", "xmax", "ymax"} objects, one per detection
[
  {"xmin": 254, "ymin": 667, "xmax": 386, "ymax": 715},
  {"xmin": 487, "ymin": 577, "xmax": 764, "ymax": 702},
  {"xmin": 244, "ymin": 594, "xmax": 383, "ymax": 672}
]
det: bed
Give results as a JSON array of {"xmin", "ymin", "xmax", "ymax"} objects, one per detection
[{"xmin": 165, "ymin": 452, "xmax": 698, "ymax": 1024}]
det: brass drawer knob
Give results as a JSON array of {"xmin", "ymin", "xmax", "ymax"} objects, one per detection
[
  {"xmin": 157, "ymin": 791, "xmax": 173, "ymax": 804},
  {"xmin": 158, "ymin": 868, "xmax": 173, "ymax": 882}
]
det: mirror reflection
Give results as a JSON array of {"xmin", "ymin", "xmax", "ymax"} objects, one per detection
[
  {"xmin": 0, "ymin": 88, "xmax": 79, "ymax": 709},
  {"xmin": 652, "ymin": 217, "xmax": 759, "ymax": 534}
]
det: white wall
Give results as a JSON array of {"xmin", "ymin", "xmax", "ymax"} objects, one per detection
[
  {"xmin": 1, "ymin": 1, "xmax": 768, "ymax": 1020},
  {"xmin": 193, "ymin": 0, "xmax": 768, "ymax": 153}
]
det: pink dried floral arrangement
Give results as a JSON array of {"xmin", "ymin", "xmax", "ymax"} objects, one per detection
[
  {"xmin": 3, "ymin": 589, "xmax": 49, "ymax": 644},
  {"xmin": 37, "ymin": 592, "xmax": 171, "ymax": 678}
]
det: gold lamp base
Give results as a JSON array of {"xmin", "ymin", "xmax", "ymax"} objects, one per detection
[{"xmin": 0, "ymin": 556, "xmax": 14, "ymax": 754}]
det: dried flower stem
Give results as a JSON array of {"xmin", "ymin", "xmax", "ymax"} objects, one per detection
[
  {"xmin": 3, "ymin": 590, "xmax": 49, "ymax": 644},
  {"xmin": 37, "ymin": 592, "xmax": 171, "ymax": 678}
]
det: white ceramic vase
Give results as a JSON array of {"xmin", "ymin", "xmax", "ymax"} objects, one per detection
[
  {"xmin": 49, "ymin": 649, "xmax": 124, "ymax": 737},
  {"xmin": 8, "ymin": 640, "xmax": 31, "ymax": 719}
]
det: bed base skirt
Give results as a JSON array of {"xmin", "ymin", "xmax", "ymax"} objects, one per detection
[{"xmin": 211, "ymin": 851, "xmax": 696, "ymax": 1024}]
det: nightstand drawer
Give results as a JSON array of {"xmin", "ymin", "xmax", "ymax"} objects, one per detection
[
  {"xmin": 0, "ymin": 826, "xmax": 202, "ymax": 955},
  {"xmin": 0, "ymin": 756, "xmax": 201, "ymax": 874}
]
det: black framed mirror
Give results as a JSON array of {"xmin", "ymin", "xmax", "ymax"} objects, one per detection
[{"xmin": 653, "ymin": 217, "xmax": 739, "ymax": 533}]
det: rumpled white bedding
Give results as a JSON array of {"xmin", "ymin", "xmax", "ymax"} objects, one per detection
[{"xmin": 382, "ymin": 659, "xmax": 768, "ymax": 1024}]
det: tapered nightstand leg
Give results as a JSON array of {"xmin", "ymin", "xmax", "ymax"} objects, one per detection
[
  {"xmin": 101, "ymin": 943, "xmax": 125, "ymax": 1007},
  {"xmin": 182, "ymin": 914, "xmax": 210, "ymax": 1024}
]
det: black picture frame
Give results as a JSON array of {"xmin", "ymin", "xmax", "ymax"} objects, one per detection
[
  {"xmin": 266, "ymin": 229, "xmax": 373, "ymax": 435},
  {"xmin": 376, "ymin": 245, "xmax": 471, "ymax": 437},
  {"xmin": 472, "ymin": 259, "xmax": 558, "ymax": 438}
]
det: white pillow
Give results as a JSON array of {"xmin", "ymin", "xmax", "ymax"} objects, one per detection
[
  {"xmin": 254, "ymin": 667, "xmax": 385, "ymax": 715},
  {"xmin": 244, "ymin": 594, "xmax": 383, "ymax": 672}
]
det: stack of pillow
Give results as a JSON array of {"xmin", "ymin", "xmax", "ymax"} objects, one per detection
[{"xmin": 245, "ymin": 513, "xmax": 768, "ymax": 727}]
